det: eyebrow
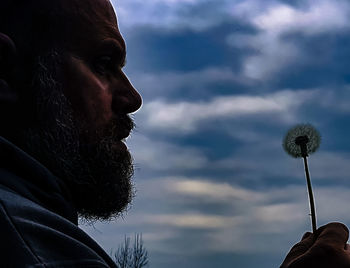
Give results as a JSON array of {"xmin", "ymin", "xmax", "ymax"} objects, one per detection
[
  {"xmin": 104, "ymin": 24, "xmax": 126, "ymax": 51},
  {"xmin": 103, "ymin": 25, "xmax": 126, "ymax": 58},
  {"xmin": 99, "ymin": 38, "xmax": 127, "ymax": 66}
]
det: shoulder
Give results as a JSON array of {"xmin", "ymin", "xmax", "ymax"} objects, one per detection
[{"xmin": 0, "ymin": 187, "xmax": 116, "ymax": 268}]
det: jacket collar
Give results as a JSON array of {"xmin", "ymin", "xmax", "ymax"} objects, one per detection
[{"xmin": 0, "ymin": 136, "xmax": 78, "ymax": 224}]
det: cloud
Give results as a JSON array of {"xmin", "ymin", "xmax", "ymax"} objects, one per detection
[
  {"xmin": 229, "ymin": 32, "xmax": 300, "ymax": 80},
  {"xmin": 113, "ymin": 0, "xmax": 230, "ymax": 31},
  {"xmin": 228, "ymin": 0, "xmax": 350, "ymax": 80},
  {"xmin": 308, "ymin": 152, "xmax": 350, "ymax": 180},
  {"xmin": 82, "ymin": 176, "xmax": 350, "ymax": 256},
  {"xmin": 114, "ymin": 0, "xmax": 350, "ymax": 81},
  {"xmin": 115, "ymin": 0, "xmax": 350, "ymax": 82},
  {"xmin": 212, "ymin": 150, "xmax": 350, "ymax": 182},
  {"xmin": 140, "ymin": 89, "xmax": 317, "ymax": 133},
  {"xmin": 128, "ymin": 134, "xmax": 208, "ymax": 171},
  {"xmin": 317, "ymin": 85, "xmax": 350, "ymax": 114},
  {"xmin": 168, "ymin": 179, "xmax": 263, "ymax": 201},
  {"xmin": 252, "ymin": 0, "xmax": 350, "ymax": 35},
  {"xmin": 143, "ymin": 213, "xmax": 238, "ymax": 229},
  {"xmin": 127, "ymin": 67, "xmax": 250, "ymax": 101},
  {"xmin": 154, "ymin": 180, "xmax": 350, "ymax": 253}
]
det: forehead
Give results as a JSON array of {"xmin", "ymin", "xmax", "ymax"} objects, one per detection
[
  {"xmin": 59, "ymin": 0, "xmax": 125, "ymax": 52},
  {"xmin": 60, "ymin": 0, "xmax": 115, "ymax": 21}
]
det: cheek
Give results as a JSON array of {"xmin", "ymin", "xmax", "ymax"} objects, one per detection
[{"xmin": 62, "ymin": 57, "xmax": 113, "ymax": 126}]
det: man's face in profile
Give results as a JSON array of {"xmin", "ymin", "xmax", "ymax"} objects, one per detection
[{"xmin": 17, "ymin": 0, "xmax": 142, "ymax": 220}]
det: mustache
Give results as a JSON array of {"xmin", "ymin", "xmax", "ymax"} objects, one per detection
[{"xmin": 106, "ymin": 114, "xmax": 135, "ymax": 140}]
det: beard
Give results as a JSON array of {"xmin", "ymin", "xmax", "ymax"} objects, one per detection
[{"xmin": 21, "ymin": 50, "xmax": 135, "ymax": 221}]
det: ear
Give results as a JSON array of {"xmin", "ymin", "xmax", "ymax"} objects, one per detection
[{"xmin": 0, "ymin": 32, "xmax": 18, "ymax": 103}]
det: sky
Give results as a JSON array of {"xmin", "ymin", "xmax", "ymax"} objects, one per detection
[{"xmin": 82, "ymin": 0, "xmax": 350, "ymax": 267}]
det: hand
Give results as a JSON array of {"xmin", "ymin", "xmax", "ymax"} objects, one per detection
[{"xmin": 281, "ymin": 222, "xmax": 350, "ymax": 268}]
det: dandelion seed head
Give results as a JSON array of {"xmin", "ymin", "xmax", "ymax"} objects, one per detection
[{"xmin": 283, "ymin": 124, "xmax": 321, "ymax": 158}]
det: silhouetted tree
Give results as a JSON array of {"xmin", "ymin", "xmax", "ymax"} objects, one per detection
[{"xmin": 114, "ymin": 233, "xmax": 149, "ymax": 268}]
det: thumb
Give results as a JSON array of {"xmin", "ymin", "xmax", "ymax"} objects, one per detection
[{"xmin": 314, "ymin": 222, "xmax": 349, "ymax": 250}]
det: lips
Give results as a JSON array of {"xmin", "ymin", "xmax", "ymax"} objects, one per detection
[
  {"xmin": 116, "ymin": 128, "xmax": 131, "ymax": 140},
  {"xmin": 112, "ymin": 114, "xmax": 134, "ymax": 140}
]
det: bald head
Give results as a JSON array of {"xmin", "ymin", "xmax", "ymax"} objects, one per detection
[{"xmin": 0, "ymin": 0, "xmax": 119, "ymax": 61}]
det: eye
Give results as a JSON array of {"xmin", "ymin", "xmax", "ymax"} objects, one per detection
[{"xmin": 94, "ymin": 55, "xmax": 114, "ymax": 74}]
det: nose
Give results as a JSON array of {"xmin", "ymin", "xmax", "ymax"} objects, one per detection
[{"xmin": 112, "ymin": 72, "xmax": 142, "ymax": 114}]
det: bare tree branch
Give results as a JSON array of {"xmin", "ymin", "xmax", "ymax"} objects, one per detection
[{"xmin": 114, "ymin": 233, "xmax": 149, "ymax": 268}]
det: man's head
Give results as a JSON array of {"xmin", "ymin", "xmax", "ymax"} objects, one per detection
[{"xmin": 0, "ymin": 0, "xmax": 142, "ymax": 221}]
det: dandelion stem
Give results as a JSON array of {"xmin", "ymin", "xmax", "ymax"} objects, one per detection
[{"xmin": 303, "ymin": 156, "xmax": 317, "ymax": 233}]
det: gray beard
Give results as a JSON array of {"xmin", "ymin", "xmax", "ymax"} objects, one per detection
[{"xmin": 21, "ymin": 50, "xmax": 134, "ymax": 221}]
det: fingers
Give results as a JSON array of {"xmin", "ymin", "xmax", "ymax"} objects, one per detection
[
  {"xmin": 281, "ymin": 223, "xmax": 350, "ymax": 268},
  {"xmin": 314, "ymin": 222, "xmax": 349, "ymax": 250},
  {"xmin": 302, "ymin": 232, "xmax": 312, "ymax": 240},
  {"xmin": 290, "ymin": 232, "xmax": 315, "ymax": 255},
  {"xmin": 280, "ymin": 232, "xmax": 315, "ymax": 267}
]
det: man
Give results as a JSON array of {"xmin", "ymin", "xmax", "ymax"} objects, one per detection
[
  {"xmin": 0, "ymin": 0, "xmax": 349, "ymax": 267},
  {"xmin": 0, "ymin": 0, "xmax": 140, "ymax": 266}
]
